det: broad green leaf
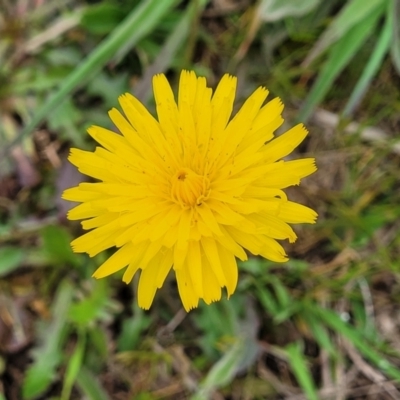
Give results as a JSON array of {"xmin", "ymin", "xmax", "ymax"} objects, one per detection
[
  {"xmin": 68, "ymin": 279, "xmax": 110, "ymax": 327},
  {"xmin": 286, "ymin": 342, "xmax": 319, "ymax": 400},
  {"xmin": 81, "ymin": 3, "xmax": 125, "ymax": 35},
  {"xmin": 0, "ymin": 0, "xmax": 177, "ymax": 161},
  {"xmin": 47, "ymin": 99, "xmax": 80, "ymax": 130},
  {"xmin": 343, "ymin": 1, "xmax": 392, "ymax": 116},
  {"xmin": 41, "ymin": 225, "xmax": 79, "ymax": 266},
  {"xmin": 259, "ymin": 0, "xmax": 321, "ymax": 22},
  {"xmin": 47, "ymin": 99, "xmax": 85, "ymax": 147},
  {"xmin": 303, "ymin": 0, "xmax": 386, "ymax": 66},
  {"xmin": 87, "ymin": 72, "xmax": 128, "ymax": 108},
  {"xmin": 22, "ymin": 281, "xmax": 74, "ymax": 399},
  {"xmin": 298, "ymin": 7, "xmax": 384, "ymax": 122},
  {"xmin": 0, "ymin": 246, "xmax": 23, "ymax": 277}
]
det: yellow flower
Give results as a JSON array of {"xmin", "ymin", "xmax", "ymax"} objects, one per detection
[{"xmin": 63, "ymin": 70, "xmax": 317, "ymax": 311}]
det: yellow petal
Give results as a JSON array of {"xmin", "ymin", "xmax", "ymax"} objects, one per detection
[
  {"xmin": 259, "ymin": 158, "xmax": 317, "ymax": 188},
  {"xmin": 200, "ymin": 237, "xmax": 227, "ymax": 287},
  {"xmin": 215, "ymin": 226, "xmax": 248, "ymax": 261},
  {"xmin": 251, "ymin": 97, "xmax": 284, "ymax": 134},
  {"xmin": 187, "ymin": 241, "xmax": 203, "ymax": 298},
  {"xmin": 214, "ymin": 86, "xmax": 269, "ymax": 168},
  {"xmin": 92, "ymin": 242, "xmax": 134, "ymax": 279},
  {"xmin": 156, "ymin": 248, "xmax": 173, "ymax": 288},
  {"xmin": 217, "ymin": 245, "xmax": 238, "ymax": 296},
  {"xmin": 153, "ymin": 73, "xmax": 179, "ymax": 129},
  {"xmin": 81, "ymin": 213, "xmax": 119, "ymax": 230},
  {"xmin": 71, "ymin": 220, "xmax": 120, "ymax": 254},
  {"xmin": 137, "ymin": 253, "xmax": 165, "ymax": 309},
  {"xmin": 278, "ymin": 201, "xmax": 318, "ymax": 224},
  {"xmin": 176, "ymin": 267, "xmax": 199, "ymax": 311},
  {"xmin": 62, "ymin": 186, "xmax": 99, "ymax": 202},
  {"xmin": 122, "ymin": 242, "xmax": 148, "ymax": 283},
  {"xmin": 262, "ymin": 124, "xmax": 308, "ymax": 163},
  {"xmin": 225, "ymin": 227, "xmax": 288, "ymax": 262},
  {"xmin": 201, "ymin": 256, "xmax": 222, "ymax": 305},
  {"xmin": 247, "ymin": 213, "xmax": 297, "ymax": 243}
]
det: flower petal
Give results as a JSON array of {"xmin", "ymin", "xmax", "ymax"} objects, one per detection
[{"xmin": 92, "ymin": 242, "xmax": 135, "ymax": 279}]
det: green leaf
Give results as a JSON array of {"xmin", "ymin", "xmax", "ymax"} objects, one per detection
[
  {"xmin": 68, "ymin": 279, "xmax": 110, "ymax": 327},
  {"xmin": 41, "ymin": 225, "xmax": 79, "ymax": 266},
  {"xmin": 22, "ymin": 281, "xmax": 74, "ymax": 399},
  {"xmin": 0, "ymin": 246, "xmax": 23, "ymax": 277},
  {"xmin": 286, "ymin": 342, "xmax": 319, "ymax": 400},
  {"xmin": 81, "ymin": 3, "xmax": 125, "ymax": 35},
  {"xmin": 298, "ymin": 6, "xmax": 384, "ymax": 122},
  {"xmin": 87, "ymin": 72, "xmax": 128, "ymax": 109},
  {"xmin": 47, "ymin": 99, "xmax": 85, "ymax": 147}
]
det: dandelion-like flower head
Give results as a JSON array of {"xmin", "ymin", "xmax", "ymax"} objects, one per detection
[{"xmin": 63, "ymin": 71, "xmax": 317, "ymax": 311}]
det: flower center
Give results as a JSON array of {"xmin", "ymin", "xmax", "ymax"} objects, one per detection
[{"xmin": 171, "ymin": 168, "xmax": 210, "ymax": 207}]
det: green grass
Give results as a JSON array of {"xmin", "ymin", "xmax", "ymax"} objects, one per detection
[{"xmin": 1, "ymin": 0, "xmax": 400, "ymax": 399}]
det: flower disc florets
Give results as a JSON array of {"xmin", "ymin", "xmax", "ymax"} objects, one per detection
[{"xmin": 171, "ymin": 168, "xmax": 210, "ymax": 208}]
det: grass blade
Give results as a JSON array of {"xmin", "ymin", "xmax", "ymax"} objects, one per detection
[
  {"xmin": 303, "ymin": 0, "xmax": 385, "ymax": 66},
  {"xmin": 304, "ymin": 313, "xmax": 336, "ymax": 356},
  {"xmin": 298, "ymin": 6, "xmax": 384, "ymax": 122},
  {"xmin": 61, "ymin": 330, "xmax": 86, "ymax": 400},
  {"xmin": 286, "ymin": 342, "xmax": 319, "ymax": 400},
  {"xmin": 22, "ymin": 281, "xmax": 74, "ymax": 399},
  {"xmin": 133, "ymin": 0, "xmax": 209, "ymax": 103},
  {"xmin": 0, "ymin": 0, "xmax": 177, "ymax": 161},
  {"xmin": 310, "ymin": 304, "xmax": 400, "ymax": 381},
  {"xmin": 343, "ymin": 2, "xmax": 392, "ymax": 116},
  {"xmin": 390, "ymin": 0, "xmax": 400, "ymax": 73}
]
